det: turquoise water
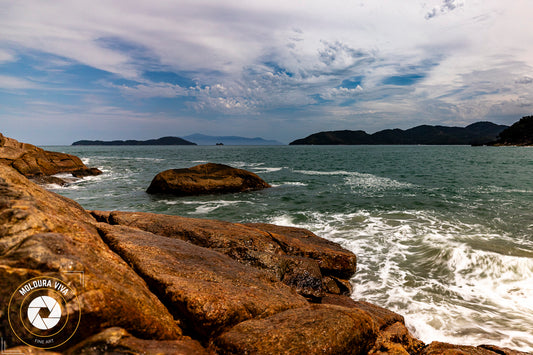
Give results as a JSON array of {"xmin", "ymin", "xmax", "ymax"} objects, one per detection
[{"xmin": 46, "ymin": 145, "xmax": 533, "ymax": 351}]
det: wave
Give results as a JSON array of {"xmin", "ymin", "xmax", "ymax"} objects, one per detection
[
  {"xmin": 252, "ymin": 167, "xmax": 284, "ymax": 173},
  {"xmin": 266, "ymin": 210, "xmax": 533, "ymax": 352}
]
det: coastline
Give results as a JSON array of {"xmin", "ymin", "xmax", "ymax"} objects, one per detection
[
  {"xmin": 0, "ymin": 139, "xmax": 521, "ymax": 355},
  {"xmin": 1, "ymin": 164, "xmax": 529, "ymax": 354},
  {"xmin": 0, "ymin": 135, "xmax": 531, "ymax": 353}
]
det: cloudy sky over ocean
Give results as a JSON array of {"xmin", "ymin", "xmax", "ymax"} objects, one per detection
[{"xmin": 1, "ymin": 0, "xmax": 532, "ymax": 144}]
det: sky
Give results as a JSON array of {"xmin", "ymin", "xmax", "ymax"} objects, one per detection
[{"xmin": 1, "ymin": 0, "xmax": 533, "ymax": 145}]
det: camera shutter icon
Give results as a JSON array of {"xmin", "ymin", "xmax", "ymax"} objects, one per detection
[{"xmin": 27, "ymin": 296, "xmax": 62, "ymax": 330}]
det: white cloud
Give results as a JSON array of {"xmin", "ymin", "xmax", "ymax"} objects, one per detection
[
  {"xmin": 0, "ymin": 49, "xmax": 16, "ymax": 63},
  {"xmin": 1, "ymin": 0, "xmax": 533, "ymax": 137},
  {"xmin": 0, "ymin": 75, "xmax": 38, "ymax": 89},
  {"xmin": 115, "ymin": 82, "xmax": 188, "ymax": 99}
]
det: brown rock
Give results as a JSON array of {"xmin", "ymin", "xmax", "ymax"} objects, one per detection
[
  {"xmin": 30, "ymin": 175, "xmax": 71, "ymax": 186},
  {"xmin": 0, "ymin": 165, "xmax": 181, "ymax": 348},
  {"xmin": 479, "ymin": 344, "xmax": 532, "ymax": 355},
  {"xmin": 419, "ymin": 341, "xmax": 528, "ymax": 355},
  {"xmin": 91, "ymin": 211, "xmax": 357, "ymax": 299},
  {"xmin": 96, "ymin": 223, "xmax": 308, "ymax": 339},
  {"xmin": 320, "ymin": 295, "xmax": 404, "ymax": 330},
  {"xmin": 245, "ymin": 222, "xmax": 358, "ymax": 279},
  {"xmin": 370, "ymin": 322, "xmax": 424, "ymax": 355},
  {"xmin": 146, "ymin": 162, "xmax": 271, "ymax": 196},
  {"xmin": 320, "ymin": 295, "xmax": 423, "ymax": 355},
  {"xmin": 64, "ymin": 327, "xmax": 208, "ymax": 355},
  {"xmin": 2, "ymin": 346, "xmax": 62, "ymax": 354},
  {"xmin": 71, "ymin": 167, "xmax": 103, "ymax": 178},
  {"xmin": 0, "ymin": 133, "xmax": 101, "ymax": 178},
  {"xmin": 214, "ymin": 304, "xmax": 378, "ymax": 355}
]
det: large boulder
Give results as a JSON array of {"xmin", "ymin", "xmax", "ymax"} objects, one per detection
[
  {"xmin": 90, "ymin": 210, "xmax": 357, "ymax": 299},
  {"xmin": 0, "ymin": 133, "xmax": 101, "ymax": 180},
  {"xmin": 213, "ymin": 304, "xmax": 378, "ymax": 355},
  {"xmin": 146, "ymin": 162, "xmax": 271, "ymax": 196},
  {"xmin": 96, "ymin": 223, "xmax": 308, "ymax": 339},
  {"xmin": 0, "ymin": 164, "xmax": 181, "ymax": 349}
]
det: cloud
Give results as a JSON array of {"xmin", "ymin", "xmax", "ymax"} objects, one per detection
[
  {"xmin": 426, "ymin": 0, "xmax": 463, "ymax": 19},
  {"xmin": 114, "ymin": 82, "xmax": 188, "ymax": 99},
  {"xmin": 0, "ymin": 75, "xmax": 38, "ymax": 90},
  {"xmin": 0, "ymin": 49, "xmax": 15, "ymax": 63},
  {"xmin": 1, "ymin": 0, "xmax": 533, "ymax": 143},
  {"xmin": 516, "ymin": 76, "xmax": 533, "ymax": 85}
]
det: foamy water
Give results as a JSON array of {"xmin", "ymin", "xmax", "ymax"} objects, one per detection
[{"xmin": 268, "ymin": 210, "xmax": 533, "ymax": 350}]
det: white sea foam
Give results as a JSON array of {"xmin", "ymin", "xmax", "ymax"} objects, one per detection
[
  {"xmin": 293, "ymin": 169, "xmax": 413, "ymax": 191},
  {"xmin": 281, "ymin": 181, "xmax": 308, "ymax": 186},
  {"xmin": 252, "ymin": 167, "xmax": 283, "ymax": 173},
  {"xmin": 293, "ymin": 169, "xmax": 356, "ymax": 176},
  {"xmin": 267, "ymin": 210, "xmax": 533, "ymax": 352},
  {"xmin": 344, "ymin": 173, "xmax": 413, "ymax": 190},
  {"xmin": 180, "ymin": 200, "xmax": 253, "ymax": 214}
]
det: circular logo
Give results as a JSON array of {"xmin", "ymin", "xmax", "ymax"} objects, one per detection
[
  {"xmin": 27, "ymin": 296, "xmax": 62, "ymax": 330},
  {"xmin": 8, "ymin": 276, "xmax": 81, "ymax": 349}
]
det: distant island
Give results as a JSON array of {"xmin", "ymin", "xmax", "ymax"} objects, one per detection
[
  {"xmin": 72, "ymin": 134, "xmax": 284, "ymax": 146},
  {"xmin": 184, "ymin": 134, "xmax": 283, "ymax": 146},
  {"xmin": 488, "ymin": 116, "xmax": 533, "ymax": 146},
  {"xmin": 290, "ymin": 122, "xmax": 508, "ymax": 146},
  {"xmin": 72, "ymin": 136, "xmax": 196, "ymax": 146}
]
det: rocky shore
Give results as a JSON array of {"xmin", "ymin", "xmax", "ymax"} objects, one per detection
[
  {"xmin": 0, "ymin": 134, "xmax": 530, "ymax": 354},
  {"xmin": 0, "ymin": 133, "xmax": 101, "ymax": 185}
]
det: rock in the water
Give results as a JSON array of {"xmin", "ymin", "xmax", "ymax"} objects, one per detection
[
  {"xmin": 146, "ymin": 162, "xmax": 271, "ymax": 196},
  {"xmin": 245, "ymin": 222, "xmax": 358, "ymax": 279},
  {"xmin": 0, "ymin": 133, "xmax": 102, "ymax": 179},
  {"xmin": 64, "ymin": 327, "xmax": 208, "ymax": 355},
  {"xmin": 214, "ymin": 304, "xmax": 378, "ymax": 355}
]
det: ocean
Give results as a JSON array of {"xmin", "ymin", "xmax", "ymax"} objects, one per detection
[{"xmin": 45, "ymin": 145, "xmax": 533, "ymax": 351}]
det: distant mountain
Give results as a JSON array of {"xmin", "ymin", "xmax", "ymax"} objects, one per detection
[
  {"xmin": 289, "ymin": 122, "xmax": 508, "ymax": 146},
  {"xmin": 184, "ymin": 134, "xmax": 284, "ymax": 146},
  {"xmin": 489, "ymin": 116, "xmax": 533, "ymax": 146},
  {"xmin": 72, "ymin": 136, "xmax": 196, "ymax": 146}
]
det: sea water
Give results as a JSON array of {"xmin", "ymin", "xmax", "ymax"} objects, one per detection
[{"xmin": 45, "ymin": 145, "xmax": 533, "ymax": 351}]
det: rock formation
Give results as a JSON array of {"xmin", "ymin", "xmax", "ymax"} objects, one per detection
[
  {"xmin": 146, "ymin": 162, "xmax": 271, "ymax": 196},
  {"xmin": 0, "ymin": 133, "xmax": 101, "ymax": 184}
]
